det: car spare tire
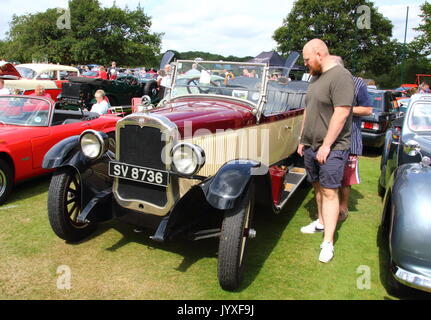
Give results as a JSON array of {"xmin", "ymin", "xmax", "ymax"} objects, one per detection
[{"xmin": 144, "ymin": 80, "xmax": 158, "ymax": 101}]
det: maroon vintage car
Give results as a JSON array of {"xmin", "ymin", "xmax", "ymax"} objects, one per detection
[{"xmin": 43, "ymin": 58, "xmax": 309, "ymax": 290}]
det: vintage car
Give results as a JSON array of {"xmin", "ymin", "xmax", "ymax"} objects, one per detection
[
  {"xmin": 361, "ymin": 89, "xmax": 402, "ymax": 149},
  {"xmin": 59, "ymin": 75, "xmax": 159, "ymax": 110},
  {"xmin": 1, "ymin": 63, "xmax": 80, "ymax": 101},
  {"xmin": 0, "ymin": 95, "xmax": 118, "ymax": 205},
  {"xmin": 43, "ymin": 57, "xmax": 309, "ymax": 290},
  {"xmin": 379, "ymin": 93, "xmax": 431, "ymax": 296}
]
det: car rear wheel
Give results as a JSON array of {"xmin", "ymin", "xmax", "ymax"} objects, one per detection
[
  {"xmin": 0, "ymin": 159, "xmax": 13, "ymax": 205},
  {"xmin": 48, "ymin": 168, "xmax": 96, "ymax": 242},
  {"xmin": 217, "ymin": 183, "xmax": 255, "ymax": 291}
]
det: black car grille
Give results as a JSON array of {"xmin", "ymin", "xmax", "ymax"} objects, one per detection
[{"xmin": 117, "ymin": 125, "xmax": 167, "ymax": 207}]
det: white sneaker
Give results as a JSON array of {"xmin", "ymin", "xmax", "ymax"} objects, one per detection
[
  {"xmin": 319, "ymin": 241, "xmax": 334, "ymax": 263},
  {"xmin": 300, "ymin": 219, "xmax": 324, "ymax": 234}
]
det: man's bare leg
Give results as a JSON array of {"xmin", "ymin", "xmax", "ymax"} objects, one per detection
[
  {"xmin": 338, "ymin": 186, "xmax": 350, "ymax": 221},
  {"xmin": 312, "ymin": 182, "xmax": 323, "ymax": 224},
  {"xmin": 321, "ymin": 187, "xmax": 339, "ymax": 243}
]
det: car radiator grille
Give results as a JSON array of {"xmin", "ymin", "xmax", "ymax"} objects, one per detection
[{"xmin": 117, "ymin": 125, "xmax": 167, "ymax": 207}]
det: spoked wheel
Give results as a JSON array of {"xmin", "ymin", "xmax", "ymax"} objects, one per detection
[
  {"xmin": 48, "ymin": 168, "xmax": 96, "ymax": 242},
  {"xmin": 218, "ymin": 183, "xmax": 255, "ymax": 291},
  {"xmin": 0, "ymin": 159, "xmax": 13, "ymax": 205}
]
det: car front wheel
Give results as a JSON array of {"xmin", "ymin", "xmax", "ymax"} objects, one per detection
[
  {"xmin": 0, "ymin": 159, "xmax": 13, "ymax": 205},
  {"xmin": 48, "ymin": 168, "xmax": 96, "ymax": 242},
  {"xmin": 217, "ymin": 183, "xmax": 255, "ymax": 291}
]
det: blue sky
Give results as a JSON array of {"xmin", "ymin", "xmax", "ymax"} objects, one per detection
[{"xmin": 0, "ymin": 0, "xmax": 427, "ymax": 57}]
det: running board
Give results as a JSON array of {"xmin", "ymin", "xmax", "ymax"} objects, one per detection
[{"xmin": 275, "ymin": 167, "xmax": 307, "ymax": 211}]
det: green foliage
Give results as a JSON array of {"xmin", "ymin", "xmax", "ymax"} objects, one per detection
[
  {"xmin": 2, "ymin": 0, "xmax": 162, "ymax": 66},
  {"xmin": 414, "ymin": 1, "xmax": 431, "ymax": 55},
  {"xmin": 273, "ymin": 0, "xmax": 394, "ymax": 74}
]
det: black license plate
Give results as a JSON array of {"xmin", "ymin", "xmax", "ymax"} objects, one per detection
[{"xmin": 109, "ymin": 162, "xmax": 169, "ymax": 187}]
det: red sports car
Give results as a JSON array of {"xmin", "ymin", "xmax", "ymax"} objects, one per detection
[{"xmin": 0, "ymin": 95, "xmax": 118, "ymax": 204}]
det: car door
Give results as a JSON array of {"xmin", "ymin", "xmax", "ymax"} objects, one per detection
[{"xmin": 31, "ymin": 117, "xmax": 93, "ymax": 169}]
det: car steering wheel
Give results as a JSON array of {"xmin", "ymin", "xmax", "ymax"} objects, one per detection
[{"xmin": 186, "ymin": 77, "xmax": 222, "ymax": 94}]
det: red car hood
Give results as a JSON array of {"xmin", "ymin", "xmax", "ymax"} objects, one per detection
[
  {"xmin": 151, "ymin": 97, "xmax": 256, "ymax": 137},
  {"xmin": 0, "ymin": 62, "xmax": 21, "ymax": 78}
]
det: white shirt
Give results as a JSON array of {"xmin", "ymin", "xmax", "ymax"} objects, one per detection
[
  {"xmin": 160, "ymin": 75, "xmax": 172, "ymax": 88},
  {"xmin": 0, "ymin": 88, "xmax": 10, "ymax": 95},
  {"xmin": 90, "ymin": 100, "xmax": 110, "ymax": 115}
]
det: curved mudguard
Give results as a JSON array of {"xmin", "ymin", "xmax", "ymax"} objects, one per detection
[
  {"xmin": 200, "ymin": 160, "xmax": 265, "ymax": 210},
  {"xmin": 42, "ymin": 135, "xmax": 114, "ymax": 223},
  {"xmin": 42, "ymin": 136, "xmax": 81, "ymax": 170},
  {"xmin": 389, "ymin": 163, "xmax": 431, "ymax": 275}
]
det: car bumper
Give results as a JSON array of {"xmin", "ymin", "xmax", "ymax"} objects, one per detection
[
  {"xmin": 393, "ymin": 265, "xmax": 431, "ymax": 293},
  {"xmin": 362, "ymin": 131, "xmax": 385, "ymax": 148}
]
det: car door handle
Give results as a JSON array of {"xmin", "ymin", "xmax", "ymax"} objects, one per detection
[
  {"xmin": 81, "ymin": 123, "xmax": 91, "ymax": 127},
  {"xmin": 284, "ymin": 125, "xmax": 292, "ymax": 130}
]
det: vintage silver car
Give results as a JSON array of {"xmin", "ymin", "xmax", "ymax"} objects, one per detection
[
  {"xmin": 379, "ymin": 93, "xmax": 431, "ymax": 296},
  {"xmin": 43, "ymin": 55, "xmax": 309, "ymax": 290}
]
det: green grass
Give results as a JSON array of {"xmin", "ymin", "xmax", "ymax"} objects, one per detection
[{"xmin": 0, "ymin": 151, "xmax": 429, "ymax": 299}]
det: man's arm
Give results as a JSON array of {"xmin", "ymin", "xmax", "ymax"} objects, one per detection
[
  {"xmin": 316, "ymin": 106, "xmax": 351, "ymax": 164},
  {"xmin": 353, "ymin": 106, "xmax": 372, "ymax": 116}
]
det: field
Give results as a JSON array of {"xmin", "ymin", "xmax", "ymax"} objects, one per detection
[{"xmin": 0, "ymin": 149, "xmax": 430, "ymax": 300}]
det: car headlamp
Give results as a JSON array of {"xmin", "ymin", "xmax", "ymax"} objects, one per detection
[
  {"xmin": 80, "ymin": 130, "xmax": 108, "ymax": 160},
  {"xmin": 172, "ymin": 143, "xmax": 205, "ymax": 177}
]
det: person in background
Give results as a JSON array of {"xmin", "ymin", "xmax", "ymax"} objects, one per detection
[
  {"xmin": 158, "ymin": 64, "xmax": 172, "ymax": 99},
  {"xmin": 419, "ymin": 82, "xmax": 430, "ymax": 94},
  {"xmin": 331, "ymin": 56, "xmax": 372, "ymax": 222},
  {"xmin": 90, "ymin": 90, "xmax": 110, "ymax": 115},
  {"xmin": 108, "ymin": 61, "xmax": 118, "ymax": 80},
  {"xmin": 30, "ymin": 85, "xmax": 52, "ymax": 99},
  {"xmin": 98, "ymin": 66, "xmax": 108, "ymax": 80},
  {"xmin": 185, "ymin": 63, "xmax": 200, "ymax": 75},
  {"xmin": 0, "ymin": 79, "xmax": 10, "ymax": 95}
]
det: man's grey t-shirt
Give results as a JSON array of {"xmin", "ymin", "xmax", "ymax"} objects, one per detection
[{"xmin": 300, "ymin": 65, "xmax": 354, "ymax": 151}]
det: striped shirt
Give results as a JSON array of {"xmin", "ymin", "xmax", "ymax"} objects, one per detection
[{"xmin": 350, "ymin": 77, "xmax": 371, "ymax": 156}]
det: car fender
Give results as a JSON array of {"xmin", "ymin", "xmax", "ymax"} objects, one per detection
[
  {"xmin": 42, "ymin": 136, "xmax": 82, "ymax": 169},
  {"xmin": 388, "ymin": 163, "xmax": 431, "ymax": 271},
  {"xmin": 200, "ymin": 160, "xmax": 264, "ymax": 210}
]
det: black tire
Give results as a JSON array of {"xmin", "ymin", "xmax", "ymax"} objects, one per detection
[
  {"xmin": 378, "ymin": 179, "xmax": 385, "ymax": 198},
  {"xmin": 218, "ymin": 183, "xmax": 255, "ymax": 291},
  {"xmin": 144, "ymin": 80, "xmax": 158, "ymax": 101},
  {"xmin": 0, "ymin": 159, "xmax": 13, "ymax": 205},
  {"xmin": 48, "ymin": 168, "xmax": 96, "ymax": 242}
]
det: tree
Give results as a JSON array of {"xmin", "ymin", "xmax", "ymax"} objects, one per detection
[
  {"xmin": 414, "ymin": 1, "xmax": 431, "ymax": 55},
  {"xmin": 273, "ymin": 0, "xmax": 394, "ymax": 75},
  {"xmin": 2, "ymin": 0, "xmax": 162, "ymax": 66}
]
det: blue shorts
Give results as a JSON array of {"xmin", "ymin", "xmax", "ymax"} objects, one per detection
[{"xmin": 303, "ymin": 147, "xmax": 349, "ymax": 189}]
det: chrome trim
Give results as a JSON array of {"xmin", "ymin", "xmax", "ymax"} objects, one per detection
[
  {"xmin": 393, "ymin": 266, "xmax": 431, "ymax": 293},
  {"xmin": 113, "ymin": 113, "xmax": 180, "ymax": 217},
  {"xmin": 80, "ymin": 129, "xmax": 108, "ymax": 160},
  {"xmin": 171, "ymin": 142, "xmax": 206, "ymax": 177}
]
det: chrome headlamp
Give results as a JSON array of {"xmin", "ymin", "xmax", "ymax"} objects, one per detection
[
  {"xmin": 171, "ymin": 143, "xmax": 205, "ymax": 177},
  {"xmin": 80, "ymin": 130, "xmax": 108, "ymax": 160}
]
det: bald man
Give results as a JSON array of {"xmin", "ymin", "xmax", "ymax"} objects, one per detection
[{"xmin": 297, "ymin": 39, "xmax": 354, "ymax": 263}]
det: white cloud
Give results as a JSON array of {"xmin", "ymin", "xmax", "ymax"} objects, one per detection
[{"xmin": 0, "ymin": 0, "xmax": 426, "ymax": 59}]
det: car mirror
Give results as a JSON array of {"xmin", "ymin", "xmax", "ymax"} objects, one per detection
[{"xmin": 404, "ymin": 140, "xmax": 421, "ymax": 157}]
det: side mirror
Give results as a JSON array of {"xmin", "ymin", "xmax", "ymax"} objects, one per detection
[
  {"xmin": 141, "ymin": 95, "xmax": 151, "ymax": 106},
  {"xmin": 404, "ymin": 140, "xmax": 421, "ymax": 157}
]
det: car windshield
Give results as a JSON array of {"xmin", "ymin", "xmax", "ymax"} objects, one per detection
[
  {"xmin": 171, "ymin": 61, "xmax": 266, "ymax": 105},
  {"xmin": 0, "ymin": 96, "xmax": 51, "ymax": 126},
  {"xmin": 368, "ymin": 92, "xmax": 384, "ymax": 112},
  {"xmin": 408, "ymin": 102, "xmax": 431, "ymax": 132},
  {"xmin": 15, "ymin": 67, "xmax": 36, "ymax": 79}
]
